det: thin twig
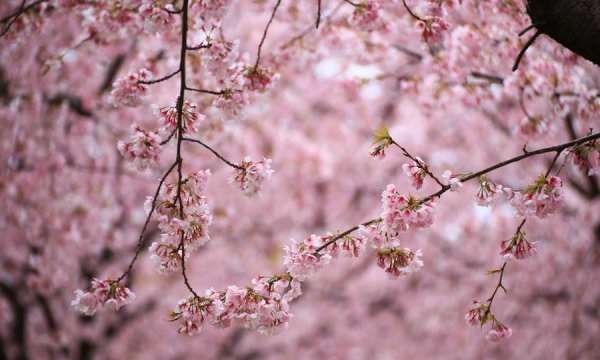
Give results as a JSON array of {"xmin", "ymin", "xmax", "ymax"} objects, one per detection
[
  {"xmin": 391, "ymin": 140, "xmax": 446, "ymax": 189},
  {"xmin": 185, "ymin": 86, "xmax": 226, "ymax": 96},
  {"xmin": 117, "ymin": 161, "xmax": 178, "ymax": 282},
  {"xmin": 253, "ymin": 0, "xmax": 282, "ymax": 70},
  {"xmin": 138, "ymin": 69, "xmax": 181, "ymax": 85},
  {"xmin": 181, "ymin": 137, "xmax": 243, "ymax": 170},
  {"xmin": 160, "ymin": 128, "xmax": 177, "ymax": 145}
]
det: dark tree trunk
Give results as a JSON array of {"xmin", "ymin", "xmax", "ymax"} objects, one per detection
[{"xmin": 527, "ymin": 0, "xmax": 600, "ymax": 66}]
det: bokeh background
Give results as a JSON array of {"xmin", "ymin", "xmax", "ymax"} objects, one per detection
[{"xmin": 1, "ymin": 1, "xmax": 600, "ymax": 359}]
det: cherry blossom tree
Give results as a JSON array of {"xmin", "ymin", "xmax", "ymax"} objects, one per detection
[{"xmin": 1, "ymin": 0, "xmax": 600, "ymax": 359}]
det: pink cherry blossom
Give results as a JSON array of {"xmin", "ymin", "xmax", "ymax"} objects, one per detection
[
  {"xmin": 403, "ymin": 157, "xmax": 427, "ymax": 190},
  {"xmin": 500, "ymin": 229, "xmax": 537, "ymax": 259},
  {"xmin": 117, "ymin": 125, "xmax": 162, "ymax": 170},
  {"xmin": 283, "ymin": 235, "xmax": 333, "ymax": 280},
  {"xmin": 381, "ymin": 184, "xmax": 436, "ymax": 234},
  {"xmin": 442, "ymin": 170, "xmax": 463, "ymax": 191},
  {"xmin": 110, "ymin": 68, "xmax": 152, "ymax": 107},
  {"xmin": 350, "ymin": 2, "xmax": 386, "ymax": 32},
  {"xmin": 465, "ymin": 301, "xmax": 488, "ymax": 327},
  {"xmin": 231, "ymin": 157, "xmax": 273, "ymax": 197},
  {"xmin": 569, "ymin": 141, "xmax": 600, "ymax": 175},
  {"xmin": 511, "ymin": 175, "xmax": 563, "ymax": 218},
  {"xmin": 72, "ymin": 279, "xmax": 135, "ymax": 315},
  {"xmin": 170, "ymin": 294, "xmax": 220, "ymax": 335},
  {"xmin": 486, "ymin": 320, "xmax": 513, "ymax": 342},
  {"xmin": 376, "ymin": 247, "xmax": 424, "ymax": 278},
  {"xmin": 475, "ymin": 176, "xmax": 506, "ymax": 206},
  {"xmin": 160, "ymin": 100, "xmax": 204, "ymax": 134},
  {"xmin": 418, "ymin": 16, "xmax": 449, "ymax": 45}
]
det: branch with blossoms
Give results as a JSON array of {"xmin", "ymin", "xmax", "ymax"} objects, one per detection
[
  {"xmin": 71, "ymin": 0, "xmax": 277, "ymax": 315},
  {"xmin": 148, "ymin": 127, "xmax": 600, "ymax": 337},
  {"xmin": 62, "ymin": 0, "xmax": 600, "ymax": 341}
]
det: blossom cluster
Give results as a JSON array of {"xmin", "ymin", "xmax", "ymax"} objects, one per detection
[
  {"xmin": 418, "ymin": 16, "xmax": 449, "ymax": 45},
  {"xmin": 117, "ymin": 125, "xmax": 162, "ymax": 170},
  {"xmin": 500, "ymin": 228, "xmax": 537, "ymax": 260},
  {"xmin": 160, "ymin": 100, "xmax": 204, "ymax": 134},
  {"xmin": 283, "ymin": 235, "xmax": 333, "ymax": 280},
  {"xmin": 376, "ymin": 247, "xmax": 424, "ymax": 278},
  {"xmin": 465, "ymin": 302, "xmax": 513, "ymax": 342},
  {"xmin": 230, "ymin": 157, "xmax": 274, "ymax": 197},
  {"xmin": 110, "ymin": 68, "xmax": 152, "ymax": 107},
  {"xmin": 570, "ymin": 141, "xmax": 600, "ymax": 176},
  {"xmin": 170, "ymin": 274, "xmax": 300, "ymax": 335},
  {"xmin": 148, "ymin": 170, "xmax": 213, "ymax": 272},
  {"xmin": 72, "ymin": 279, "xmax": 135, "ymax": 316},
  {"xmin": 403, "ymin": 157, "xmax": 427, "ymax": 189},
  {"xmin": 511, "ymin": 175, "xmax": 563, "ymax": 218},
  {"xmin": 349, "ymin": 1, "xmax": 386, "ymax": 32},
  {"xmin": 475, "ymin": 175, "xmax": 508, "ymax": 206},
  {"xmin": 381, "ymin": 184, "xmax": 436, "ymax": 234}
]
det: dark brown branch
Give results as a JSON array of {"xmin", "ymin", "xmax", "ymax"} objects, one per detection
[
  {"xmin": 174, "ymin": 0, "xmax": 200, "ymax": 298},
  {"xmin": 512, "ymin": 30, "xmax": 542, "ymax": 71},
  {"xmin": 316, "ymin": 0, "xmax": 322, "ymax": 29},
  {"xmin": 460, "ymin": 131, "xmax": 600, "ymax": 183}
]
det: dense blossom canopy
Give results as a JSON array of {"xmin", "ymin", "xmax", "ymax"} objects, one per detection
[{"xmin": 1, "ymin": 0, "xmax": 600, "ymax": 359}]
